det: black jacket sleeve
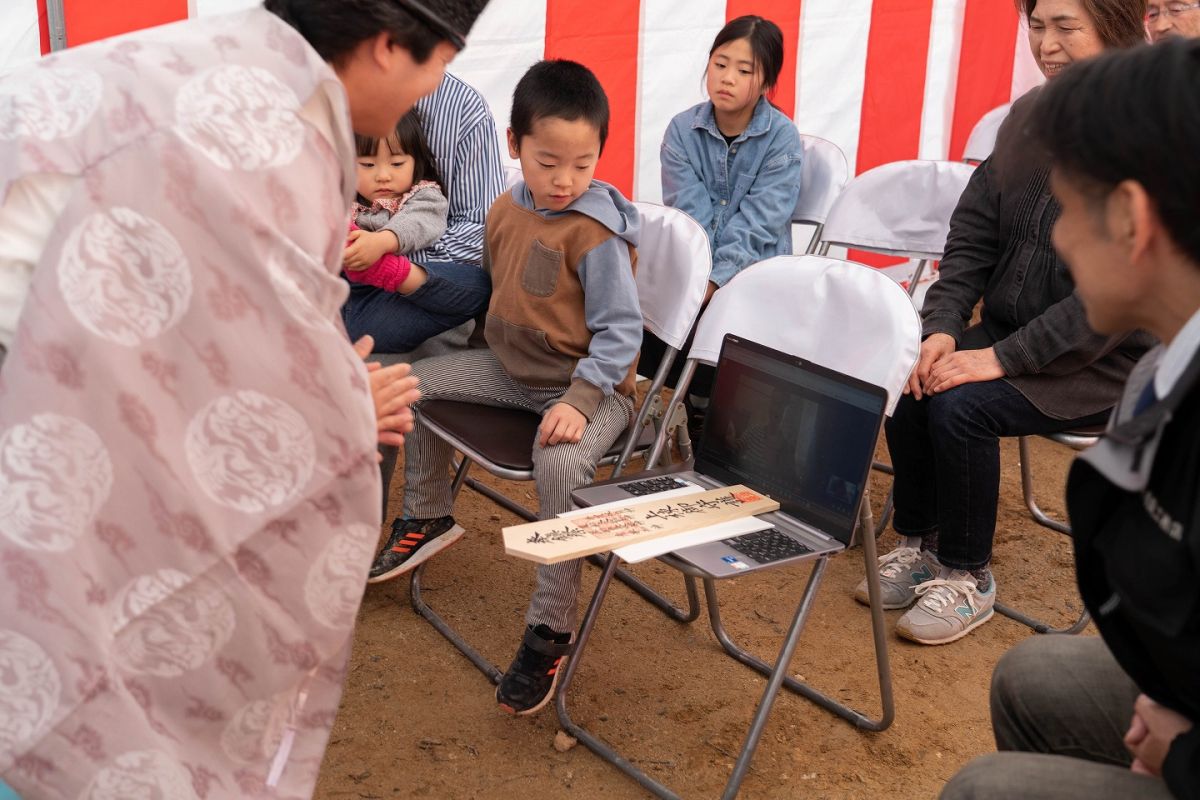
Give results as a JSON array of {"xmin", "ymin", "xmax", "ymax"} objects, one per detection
[{"xmin": 1164, "ymin": 727, "xmax": 1200, "ymax": 800}]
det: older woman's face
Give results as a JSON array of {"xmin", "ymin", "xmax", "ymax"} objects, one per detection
[{"xmin": 1028, "ymin": 0, "xmax": 1107, "ymax": 79}]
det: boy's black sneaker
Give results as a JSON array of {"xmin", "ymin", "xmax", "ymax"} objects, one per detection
[
  {"xmin": 366, "ymin": 516, "xmax": 464, "ymax": 583},
  {"xmin": 496, "ymin": 624, "xmax": 573, "ymax": 716}
]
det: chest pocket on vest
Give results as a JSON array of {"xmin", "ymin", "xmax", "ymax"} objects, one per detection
[{"xmin": 522, "ymin": 240, "xmax": 563, "ymax": 297}]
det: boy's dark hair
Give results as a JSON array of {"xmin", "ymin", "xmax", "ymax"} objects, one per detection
[
  {"xmin": 510, "ymin": 60, "xmax": 610, "ymax": 153},
  {"xmin": 355, "ymin": 108, "xmax": 444, "ymax": 190},
  {"xmin": 264, "ymin": 0, "xmax": 489, "ymax": 64},
  {"xmin": 1015, "ymin": 0, "xmax": 1147, "ymax": 49},
  {"xmin": 710, "ymin": 15, "xmax": 786, "ymax": 97},
  {"xmin": 1034, "ymin": 38, "xmax": 1200, "ymax": 266}
]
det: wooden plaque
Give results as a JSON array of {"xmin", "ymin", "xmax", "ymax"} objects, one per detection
[{"xmin": 502, "ymin": 485, "xmax": 779, "ymax": 565}]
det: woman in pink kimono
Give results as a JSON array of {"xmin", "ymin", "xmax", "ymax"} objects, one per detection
[{"xmin": 0, "ymin": 1, "xmax": 488, "ymax": 798}]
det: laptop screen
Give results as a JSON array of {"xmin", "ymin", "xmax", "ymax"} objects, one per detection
[{"xmin": 694, "ymin": 335, "xmax": 886, "ymax": 545}]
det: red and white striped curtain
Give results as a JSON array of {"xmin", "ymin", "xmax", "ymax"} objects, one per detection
[{"xmin": 2, "ymin": 0, "xmax": 1042, "ymax": 203}]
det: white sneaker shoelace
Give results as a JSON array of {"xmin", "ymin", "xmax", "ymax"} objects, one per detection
[
  {"xmin": 914, "ymin": 578, "xmax": 979, "ymax": 614},
  {"xmin": 876, "ymin": 546, "xmax": 923, "ymax": 579}
]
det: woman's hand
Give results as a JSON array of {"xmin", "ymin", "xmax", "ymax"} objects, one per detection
[
  {"xmin": 353, "ymin": 336, "xmax": 420, "ymax": 452},
  {"xmin": 344, "ymin": 229, "xmax": 399, "ymax": 271},
  {"xmin": 539, "ymin": 402, "xmax": 586, "ymax": 446},
  {"xmin": 1125, "ymin": 694, "xmax": 1194, "ymax": 777},
  {"xmin": 907, "ymin": 333, "xmax": 957, "ymax": 400},
  {"xmin": 924, "ymin": 346, "xmax": 1004, "ymax": 395}
]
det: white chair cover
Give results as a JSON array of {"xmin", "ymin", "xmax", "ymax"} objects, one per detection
[
  {"xmin": 688, "ymin": 255, "xmax": 921, "ymax": 415},
  {"xmin": 792, "ymin": 134, "xmax": 850, "ymax": 225},
  {"xmin": 962, "ymin": 103, "xmax": 1012, "ymax": 164},
  {"xmin": 633, "ymin": 201, "xmax": 712, "ymax": 349},
  {"xmin": 503, "ymin": 163, "xmax": 522, "ymax": 190},
  {"xmin": 818, "ymin": 160, "xmax": 975, "ymax": 259}
]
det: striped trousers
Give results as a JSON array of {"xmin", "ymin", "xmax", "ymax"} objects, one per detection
[{"xmin": 403, "ymin": 349, "xmax": 633, "ymax": 633}]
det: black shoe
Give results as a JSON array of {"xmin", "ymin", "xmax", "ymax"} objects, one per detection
[
  {"xmin": 496, "ymin": 624, "xmax": 573, "ymax": 716},
  {"xmin": 366, "ymin": 516, "xmax": 464, "ymax": 584}
]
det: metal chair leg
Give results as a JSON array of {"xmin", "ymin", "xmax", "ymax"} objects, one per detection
[
  {"xmin": 995, "ymin": 600, "xmax": 1092, "ymax": 635},
  {"xmin": 556, "ymin": 555, "xmax": 680, "ymax": 800},
  {"xmin": 556, "ymin": 547, "xmax": 895, "ymax": 800},
  {"xmin": 874, "ymin": 485, "xmax": 895, "ymax": 539},
  {"xmin": 409, "ymin": 560, "xmax": 504, "ymax": 684},
  {"xmin": 907, "ymin": 259, "xmax": 930, "ymax": 297},
  {"xmin": 1018, "ymin": 436, "xmax": 1071, "ymax": 534},
  {"xmin": 463, "ymin": 475, "xmax": 537, "ymax": 522},
  {"xmin": 406, "ymin": 457, "xmax": 505, "ymax": 683},
  {"xmin": 584, "ymin": 556, "xmax": 701, "ymax": 623},
  {"xmin": 704, "ymin": 549, "xmax": 894, "ymax": 730},
  {"xmin": 857, "ymin": 486, "xmax": 876, "ymax": 547},
  {"xmin": 720, "ymin": 559, "xmax": 830, "ymax": 799},
  {"xmin": 556, "ymin": 557, "xmax": 831, "ymax": 800},
  {"xmin": 995, "ymin": 437, "xmax": 1090, "ymax": 635}
]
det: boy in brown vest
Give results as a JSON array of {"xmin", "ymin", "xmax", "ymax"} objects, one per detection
[{"xmin": 367, "ymin": 60, "xmax": 642, "ymax": 716}]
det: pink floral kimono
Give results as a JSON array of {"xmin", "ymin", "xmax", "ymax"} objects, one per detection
[{"xmin": 0, "ymin": 9, "xmax": 383, "ymax": 799}]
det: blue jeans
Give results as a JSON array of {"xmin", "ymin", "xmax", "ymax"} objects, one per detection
[
  {"xmin": 885, "ymin": 378, "xmax": 1109, "ymax": 570},
  {"xmin": 341, "ymin": 260, "xmax": 490, "ymax": 354}
]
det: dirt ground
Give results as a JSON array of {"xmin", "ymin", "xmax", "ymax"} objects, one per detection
[{"xmin": 313, "ymin": 429, "xmax": 1087, "ymax": 800}]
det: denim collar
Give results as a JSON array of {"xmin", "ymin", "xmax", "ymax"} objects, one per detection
[{"xmin": 690, "ymin": 95, "xmax": 775, "ymax": 143}]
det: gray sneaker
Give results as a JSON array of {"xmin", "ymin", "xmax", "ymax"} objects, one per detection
[
  {"xmin": 853, "ymin": 545, "xmax": 940, "ymax": 610},
  {"xmin": 895, "ymin": 570, "xmax": 996, "ymax": 645}
]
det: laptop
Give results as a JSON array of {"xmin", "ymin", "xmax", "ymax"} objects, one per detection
[{"xmin": 571, "ymin": 334, "xmax": 887, "ymax": 577}]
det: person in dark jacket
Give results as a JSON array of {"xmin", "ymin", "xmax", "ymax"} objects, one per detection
[
  {"xmin": 941, "ymin": 38, "xmax": 1200, "ymax": 800},
  {"xmin": 854, "ymin": 0, "xmax": 1154, "ymax": 645}
]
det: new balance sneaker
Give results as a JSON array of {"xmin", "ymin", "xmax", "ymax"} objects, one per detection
[
  {"xmin": 496, "ymin": 624, "xmax": 573, "ymax": 716},
  {"xmin": 853, "ymin": 545, "xmax": 940, "ymax": 610},
  {"xmin": 895, "ymin": 570, "xmax": 996, "ymax": 645},
  {"xmin": 366, "ymin": 516, "xmax": 464, "ymax": 583}
]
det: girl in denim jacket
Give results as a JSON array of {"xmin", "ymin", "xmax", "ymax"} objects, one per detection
[
  {"xmin": 647, "ymin": 16, "xmax": 803, "ymax": 423},
  {"xmin": 662, "ymin": 15, "xmax": 803, "ymax": 297}
]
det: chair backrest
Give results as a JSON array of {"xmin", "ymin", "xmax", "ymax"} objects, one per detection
[
  {"xmin": 502, "ymin": 164, "xmax": 522, "ymax": 190},
  {"xmin": 632, "ymin": 202, "xmax": 712, "ymax": 349},
  {"xmin": 817, "ymin": 159, "xmax": 975, "ymax": 260},
  {"xmin": 792, "ymin": 135, "xmax": 850, "ymax": 226},
  {"xmin": 686, "ymin": 255, "xmax": 921, "ymax": 415},
  {"xmin": 962, "ymin": 103, "xmax": 1011, "ymax": 165}
]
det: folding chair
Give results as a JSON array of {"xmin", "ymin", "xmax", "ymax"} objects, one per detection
[
  {"xmin": 962, "ymin": 102, "xmax": 1012, "ymax": 165},
  {"xmin": 557, "ymin": 254, "xmax": 921, "ymax": 800},
  {"xmin": 407, "ymin": 201, "xmax": 713, "ymax": 681},
  {"xmin": 816, "ymin": 159, "xmax": 975, "ymax": 297},
  {"xmin": 502, "ymin": 163, "xmax": 522, "ymax": 189},
  {"xmin": 996, "ymin": 427, "xmax": 1103, "ymax": 635},
  {"xmin": 814, "ymin": 159, "xmax": 973, "ymax": 533},
  {"xmin": 792, "ymin": 134, "xmax": 850, "ymax": 254}
]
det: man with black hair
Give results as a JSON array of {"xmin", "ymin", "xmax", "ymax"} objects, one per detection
[{"xmin": 942, "ymin": 38, "xmax": 1200, "ymax": 800}]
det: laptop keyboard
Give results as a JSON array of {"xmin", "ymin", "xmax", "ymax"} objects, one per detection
[
  {"xmin": 723, "ymin": 528, "xmax": 812, "ymax": 564},
  {"xmin": 618, "ymin": 476, "xmax": 691, "ymax": 496}
]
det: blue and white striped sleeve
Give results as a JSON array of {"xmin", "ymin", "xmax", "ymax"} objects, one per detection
[
  {"xmin": 410, "ymin": 76, "xmax": 503, "ymax": 267},
  {"xmin": 436, "ymin": 108, "xmax": 503, "ymax": 265}
]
